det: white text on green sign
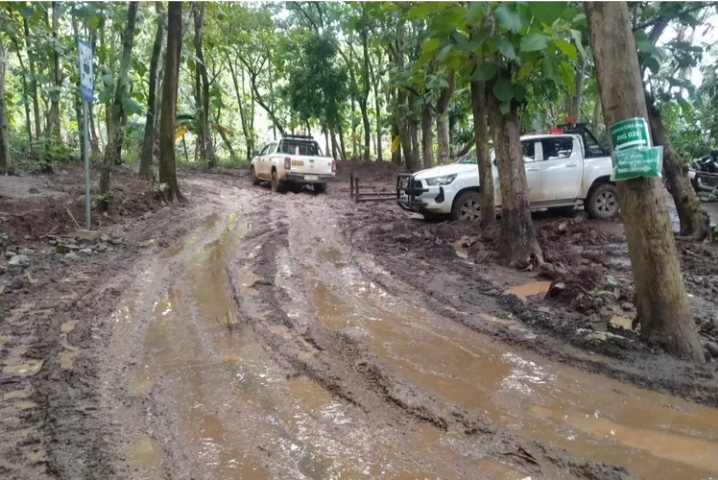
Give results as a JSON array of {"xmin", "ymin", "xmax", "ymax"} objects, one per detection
[
  {"xmin": 610, "ymin": 117, "xmax": 651, "ymax": 152},
  {"xmin": 612, "ymin": 146, "xmax": 663, "ymax": 182}
]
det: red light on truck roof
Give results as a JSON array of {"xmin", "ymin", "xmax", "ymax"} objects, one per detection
[{"xmin": 549, "ymin": 127, "xmax": 563, "ymax": 134}]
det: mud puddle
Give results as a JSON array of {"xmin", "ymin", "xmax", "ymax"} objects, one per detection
[
  {"xmin": 303, "ymin": 245, "xmax": 718, "ymax": 480},
  {"xmin": 118, "ymin": 209, "xmax": 518, "ymax": 479}
]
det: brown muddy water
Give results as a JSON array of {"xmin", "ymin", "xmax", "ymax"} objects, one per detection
[{"xmin": 105, "ymin": 198, "xmax": 718, "ymax": 480}]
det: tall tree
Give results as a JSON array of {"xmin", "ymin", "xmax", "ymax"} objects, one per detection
[
  {"xmin": 23, "ymin": 14, "xmax": 41, "ymax": 141},
  {"xmin": 193, "ymin": 2, "xmax": 216, "ymax": 169},
  {"xmin": 436, "ymin": 69, "xmax": 455, "ymax": 164},
  {"xmin": 47, "ymin": 1, "xmax": 62, "ymax": 142},
  {"xmin": 159, "ymin": 1, "xmax": 184, "ymax": 202},
  {"xmin": 585, "ymin": 1, "xmax": 704, "ymax": 362},
  {"xmin": 98, "ymin": 1, "xmax": 139, "ymax": 209},
  {"xmin": 470, "ymin": 80, "xmax": 494, "ymax": 229},
  {"xmin": 0, "ymin": 31, "xmax": 11, "ymax": 174},
  {"xmin": 139, "ymin": 2, "xmax": 165, "ymax": 178}
]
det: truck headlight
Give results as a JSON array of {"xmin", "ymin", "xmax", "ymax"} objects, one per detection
[{"xmin": 425, "ymin": 174, "xmax": 457, "ymax": 186}]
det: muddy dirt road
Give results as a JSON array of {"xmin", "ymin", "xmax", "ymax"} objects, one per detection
[{"xmin": 4, "ymin": 173, "xmax": 718, "ymax": 480}]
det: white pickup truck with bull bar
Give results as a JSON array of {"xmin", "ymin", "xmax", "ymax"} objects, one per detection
[{"xmin": 390, "ymin": 123, "xmax": 617, "ymax": 221}]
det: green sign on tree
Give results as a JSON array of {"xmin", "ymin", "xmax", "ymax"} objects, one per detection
[
  {"xmin": 612, "ymin": 146, "xmax": 663, "ymax": 181},
  {"xmin": 610, "ymin": 117, "xmax": 651, "ymax": 152}
]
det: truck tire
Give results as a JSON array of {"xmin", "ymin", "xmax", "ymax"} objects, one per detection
[
  {"xmin": 270, "ymin": 169, "xmax": 285, "ymax": 193},
  {"xmin": 451, "ymin": 191, "xmax": 481, "ymax": 222},
  {"xmin": 251, "ymin": 166, "xmax": 260, "ymax": 185},
  {"xmin": 314, "ymin": 183, "xmax": 328, "ymax": 194},
  {"xmin": 586, "ymin": 183, "xmax": 619, "ymax": 219}
]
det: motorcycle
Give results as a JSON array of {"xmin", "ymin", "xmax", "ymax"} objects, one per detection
[{"xmin": 688, "ymin": 148, "xmax": 718, "ymax": 194}]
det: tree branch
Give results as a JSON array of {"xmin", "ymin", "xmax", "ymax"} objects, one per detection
[{"xmin": 632, "ymin": 2, "xmax": 718, "ymax": 32}]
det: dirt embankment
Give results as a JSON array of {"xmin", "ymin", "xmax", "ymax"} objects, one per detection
[{"xmin": 336, "ymin": 192, "xmax": 718, "ymax": 408}]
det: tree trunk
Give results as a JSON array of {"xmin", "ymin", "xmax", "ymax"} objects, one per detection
[
  {"xmin": 645, "ymin": 92, "xmax": 710, "ymax": 239},
  {"xmin": 361, "ymin": 101, "xmax": 371, "ymax": 161},
  {"xmin": 0, "ymin": 35, "xmax": 12, "ymax": 174},
  {"xmin": 436, "ymin": 70, "xmax": 456, "ymax": 165},
  {"xmin": 140, "ymin": 2, "xmax": 165, "ymax": 178},
  {"xmin": 567, "ymin": 58, "xmax": 586, "ymax": 121},
  {"xmin": 9, "ymin": 35, "xmax": 32, "ymax": 151},
  {"xmin": 47, "ymin": 2, "xmax": 62, "ymax": 142},
  {"xmin": 421, "ymin": 103, "xmax": 433, "ymax": 169},
  {"xmin": 338, "ymin": 127, "xmax": 347, "ymax": 161},
  {"xmin": 98, "ymin": 1, "xmax": 139, "ymax": 209},
  {"xmin": 471, "ymin": 81, "xmax": 495, "ymax": 229},
  {"xmin": 23, "ymin": 17, "xmax": 41, "ymax": 141},
  {"xmin": 193, "ymin": 3, "xmax": 216, "ymax": 169},
  {"xmin": 592, "ymin": 97, "xmax": 601, "ymax": 134},
  {"xmin": 361, "ymin": 27, "xmax": 371, "ymax": 162},
  {"xmin": 374, "ymin": 80, "xmax": 382, "ymax": 162},
  {"xmin": 330, "ymin": 128, "xmax": 339, "ymax": 159},
  {"xmin": 159, "ymin": 2, "xmax": 184, "ymax": 202},
  {"xmin": 410, "ymin": 121, "xmax": 420, "ymax": 171},
  {"xmin": 585, "ymin": 1, "xmax": 704, "ymax": 362},
  {"xmin": 487, "ymin": 93, "xmax": 542, "ymax": 266}
]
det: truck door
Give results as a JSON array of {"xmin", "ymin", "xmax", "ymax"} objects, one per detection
[
  {"xmin": 521, "ymin": 141, "xmax": 542, "ymax": 203},
  {"xmin": 537, "ymin": 136, "xmax": 582, "ymax": 201},
  {"xmin": 259, "ymin": 142, "xmax": 277, "ymax": 177}
]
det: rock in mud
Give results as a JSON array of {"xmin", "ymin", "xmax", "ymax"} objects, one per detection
[
  {"xmin": 8, "ymin": 254, "xmax": 29, "ymax": 267},
  {"xmin": 96, "ymin": 243, "xmax": 108, "ymax": 253},
  {"xmin": 78, "ymin": 248, "xmax": 93, "ymax": 256},
  {"xmin": 64, "ymin": 252, "xmax": 79, "ymax": 261},
  {"xmin": 705, "ymin": 341, "xmax": 718, "ymax": 358},
  {"xmin": 3, "ymin": 276, "xmax": 24, "ymax": 291},
  {"xmin": 5, "ymin": 250, "xmax": 16, "ymax": 258},
  {"xmin": 547, "ymin": 281, "xmax": 566, "ymax": 298},
  {"xmin": 73, "ymin": 229, "xmax": 103, "ymax": 244}
]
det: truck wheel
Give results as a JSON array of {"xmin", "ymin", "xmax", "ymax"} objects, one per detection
[
  {"xmin": 270, "ymin": 169, "xmax": 285, "ymax": 193},
  {"xmin": 314, "ymin": 183, "xmax": 328, "ymax": 194},
  {"xmin": 251, "ymin": 166, "xmax": 260, "ymax": 186},
  {"xmin": 587, "ymin": 183, "xmax": 619, "ymax": 219},
  {"xmin": 451, "ymin": 191, "xmax": 481, "ymax": 221}
]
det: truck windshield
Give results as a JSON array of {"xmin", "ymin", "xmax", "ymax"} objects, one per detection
[{"xmin": 279, "ymin": 140, "xmax": 319, "ymax": 156}]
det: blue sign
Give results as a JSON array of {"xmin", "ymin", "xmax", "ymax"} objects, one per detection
[{"xmin": 77, "ymin": 39, "xmax": 94, "ymax": 102}]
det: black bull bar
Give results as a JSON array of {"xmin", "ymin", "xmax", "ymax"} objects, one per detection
[{"xmin": 349, "ymin": 173, "xmax": 435, "ymax": 208}]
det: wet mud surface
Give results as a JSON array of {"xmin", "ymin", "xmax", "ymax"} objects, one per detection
[{"xmin": 4, "ymin": 172, "xmax": 718, "ymax": 479}]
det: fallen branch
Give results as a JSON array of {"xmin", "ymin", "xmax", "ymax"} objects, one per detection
[{"xmin": 65, "ymin": 207, "xmax": 81, "ymax": 229}]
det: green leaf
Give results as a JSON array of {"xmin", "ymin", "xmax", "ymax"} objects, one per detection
[
  {"xmin": 422, "ymin": 37, "xmax": 441, "ymax": 55},
  {"xmin": 499, "ymin": 101, "xmax": 511, "ymax": 114},
  {"xmin": 408, "ymin": 2, "xmax": 450, "ymax": 20},
  {"xmin": 570, "ymin": 29, "xmax": 587, "ymax": 58},
  {"xmin": 554, "ymin": 38, "xmax": 577, "ymax": 59},
  {"xmin": 513, "ymin": 84, "xmax": 527, "ymax": 102},
  {"xmin": 122, "ymin": 98, "xmax": 144, "ymax": 116},
  {"xmin": 495, "ymin": 4, "xmax": 522, "ymax": 32},
  {"xmin": 101, "ymin": 74, "xmax": 115, "ymax": 87},
  {"xmin": 20, "ymin": 5, "xmax": 33, "ymax": 18},
  {"xmin": 495, "ymin": 36, "xmax": 517, "ymax": 61},
  {"xmin": 98, "ymin": 89, "xmax": 113, "ymax": 103},
  {"xmin": 559, "ymin": 60, "xmax": 575, "ymax": 92},
  {"xmin": 211, "ymin": 97, "xmax": 223, "ymax": 109},
  {"xmin": 452, "ymin": 31, "xmax": 472, "ymax": 53},
  {"xmin": 492, "ymin": 77, "xmax": 514, "ymax": 102},
  {"xmin": 437, "ymin": 44, "xmax": 453, "ymax": 61},
  {"xmin": 520, "ymin": 32, "xmax": 551, "ymax": 52},
  {"xmin": 542, "ymin": 56, "xmax": 559, "ymax": 83},
  {"xmin": 529, "ymin": 2, "xmax": 567, "ymax": 25},
  {"xmin": 470, "ymin": 63, "xmax": 498, "ymax": 82},
  {"xmin": 517, "ymin": 61, "xmax": 533, "ymax": 80},
  {"xmin": 645, "ymin": 56, "xmax": 661, "ymax": 75},
  {"xmin": 470, "ymin": 26, "xmax": 492, "ymax": 50},
  {"xmin": 466, "ymin": 2, "xmax": 489, "ymax": 25}
]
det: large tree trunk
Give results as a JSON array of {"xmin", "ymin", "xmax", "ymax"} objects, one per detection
[
  {"xmin": 567, "ymin": 58, "xmax": 586, "ymax": 120},
  {"xmin": 645, "ymin": 92, "xmax": 710, "ymax": 239},
  {"xmin": 159, "ymin": 2, "xmax": 184, "ymax": 202},
  {"xmin": 8, "ymin": 36, "xmax": 32, "ymax": 151},
  {"xmin": 227, "ymin": 59, "xmax": 252, "ymax": 161},
  {"xmin": 421, "ymin": 103, "xmax": 433, "ymax": 169},
  {"xmin": 0, "ymin": 35, "xmax": 12, "ymax": 174},
  {"xmin": 23, "ymin": 17, "xmax": 41, "ymax": 141},
  {"xmin": 98, "ymin": 2, "xmax": 139, "ymax": 208},
  {"xmin": 471, "ymin": 80, "xmax": 495, "ymax": 229},
  {"xmin": 338, "ymin": 127, "xmax": 347, "ymax": 161},
  {"xmin": 591, "ymin": 97, "xmax": 601, "ymax": 134},
  {"xmin": 585, "ymin": 1, "xmax": 704, "ymax": 362},
  {"xmin": 47, "ymin": 2, "xmax": 62, "ymax": 142},
  {"xmin": 436, "ymin": 70, "xmax": 456, "ymax": 165},
  {"xmin": 193, "ymin": 3, "xmax": 216, "ymax": 169},
  {"xmin": 360, "ymin": 28, "xmax": 371, "ymax": 162},
  {"xmin": 487, "ymin": 93, "xmax": 542, "ymax": 266},
  {"xmin": 140, "ymin": 2, "xmax": 166, "ymax": 178},
  {"xmin": 374, "ymin": 79, "xmax": 382, "ymax": 162},
  {"xmin": 410, "ymin": 121, "xmax": 420, "ymax": 171}
]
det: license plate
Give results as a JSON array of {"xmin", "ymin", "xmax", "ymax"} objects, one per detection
[
  {"xmin": 292, "ymin": 160, "xmax": 304, "ymax": 166},
  {"xmin": 305, "ymin": 174, "xmax": 319, "ymax": 181}
]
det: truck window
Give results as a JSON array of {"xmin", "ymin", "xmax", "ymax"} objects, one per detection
[
  {"xmin": 258, "ymin": 144, "xmax": 271, "ymax": 156},
  {"xmin": 522, "ymin": 141, "xmax": 536, "ymax": 162},
  {"xmin": 540, "ymin": 138, "xmax": 573, "ymax": 160},
  {"xmin": 279, "ymin": 139, "xmax": 319, "ymax": 156}
]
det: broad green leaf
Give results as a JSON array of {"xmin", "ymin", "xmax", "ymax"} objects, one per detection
[
  {"xmin": 446, "ymin": 50, "xmax": 462, "ymax": 71},
  {"xmin": 437, "ymin": 44, "xmax": 454, "ymax": 61},
  {"xmin": 495, "ymin": 4, "xmax": 522, "ymax": 32},
  {"xmin": 98, "ymin": 89, "xmax": 113, "ymax": 103},
  {"xmin": 470, "ymin": 63, "xmax": 498, "ymax": 82},
  {"xmin": 517, "ymin": 61, "xmax": 533, "ymax": 80},
  {"xmin": 470, "ymin": 26, "xmax": 492, "ymax": 50},
  {"xmin": 495, "ymin": 36, "xmax": 517, "ymax": 61},
  {"xmin": 408, "ymin": 2, "xmax": 450, "ymax": 20},
  {"xmin": 422, "ymin": 38, "xmax": 441, "ymax": 55},
  {"xmin": 499, "ymin": 101, "xmax": 511, "ymax": 114},
  {"xmin": 211, "ymin": 97, "xmax": 223, "ymax": 109},
  {"xmin": 520, "ymin": 32, "xmax": 551, "ymax": 52},
  {"xmin": 88, "ymin": 13, "xmax": 101, "ymax": 30},
  {"xmin": 675, "ymin": 94, "xmax": 690, "ymax": 110},
  {"xmin": 529, "ymin": 2, "xmax": 567, "ymax": 25},
  {"xmin": 513, "ymin": 84, "xmax": 527, "ymax": 102},
  {"xmin": 452, "ymin": 31, "xmax": 472, "ymax": 53},
  {"xmin": 123, "ymin": 98, "xmax": 144, "ymax": 116},
  {"xmin": 645, "ymin": 56, "xmax": 661, "ymax": 75},
  {"xmin": 101, "ymin": 74, "xmax": 115, "ymax": 87},
  {"xmin": 559, "ymin": 60, "xmax": 575, "ymax": 92},
  {"xmin": 570, "ymin": 29, "xmax": 587, "ymax": 58},
  {"xmin": 542, "ymin": 56, "xmax": 559, "ymax": 83},
  {"xmin": 492, "ymin": 77, "xmax": 514, "ymax": 102},
  {"xmin": 466, "ymin": 2, "xmax": 489, "ymax": 25},
  {"xmin": 554, "ymin": 38, "xmax": 577, "ymax": 59}
]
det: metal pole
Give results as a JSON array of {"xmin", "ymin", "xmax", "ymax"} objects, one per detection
[{"xmin": 83, "ymin": 100, "xmax": 91, "ymax": 229}]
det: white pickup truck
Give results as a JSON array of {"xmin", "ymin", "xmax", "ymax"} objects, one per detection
[
  {"xmin": 397, "ymin": 126, "xmax": 617, "ymax": 221},
  {"xmin": 251, "ymin": 134, "xmax": 336, "ymax": 193}
]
